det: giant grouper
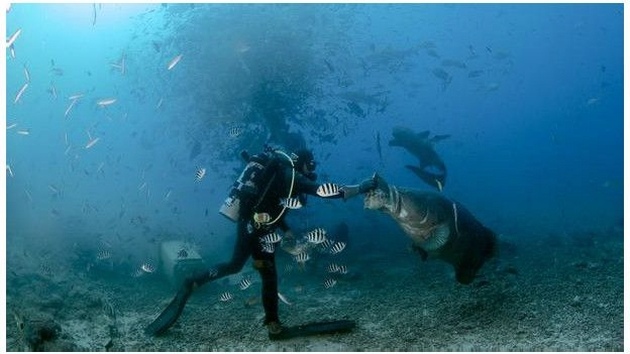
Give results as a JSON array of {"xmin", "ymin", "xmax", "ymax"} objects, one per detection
[{"xmin": 364, "ymin": 173, "xmax": 496, "ymax": 284}]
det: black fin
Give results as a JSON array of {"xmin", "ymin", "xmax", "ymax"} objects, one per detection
[{"xmin": 145, "ymin": 283, "xmax": 193, "ymax": 336}]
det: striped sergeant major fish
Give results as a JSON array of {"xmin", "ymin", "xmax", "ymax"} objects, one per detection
[
  {"xmin": 323, "ymin": 278, "xmax": 337, "ymax": 289},
  {"xmin": 195, "ymin": 167, "xmax": 206, "ymax": 181},
  {"xmin": 260, "ymin": 232, "xmax": 282, "ymax": 244},
  {"xmin": 219, "ymin": 292, "xmax": 233, "ymax": 302},
  {"xmin": 329, "ymin": 241, "xmax": 346, "ymax": 255},
  {"xmin": 280, "ymin": 197, "xmax": 302, "ymax": 209},
  {"xmin": 304, "ymin": 228, "xmax": 327, "ymax": 244},
  {"xmin": 238, "ymin": 277, "xmax": 252, "ymax": 290},
  {"xmin": 316, "ymin": 183, "xmax": 340, "ymax": 197}
]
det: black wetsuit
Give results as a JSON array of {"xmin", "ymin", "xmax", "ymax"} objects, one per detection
[{"xmin": 188, "ymin": 154, "xmax": 333, "ymax": 325}]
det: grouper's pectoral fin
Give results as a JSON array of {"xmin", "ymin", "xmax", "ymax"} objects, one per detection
[
  {"xmin": 455, "ymin": 266, "xmax": 477, "ymax": 285},
  {"xmin": 411, "ymin": 244, "xmax": 429, "ymax": 261}
]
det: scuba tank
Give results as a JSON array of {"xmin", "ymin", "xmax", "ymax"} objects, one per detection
[{"xmin": 219, "ymin": 149, "xmax": 278, "ymax": 222}]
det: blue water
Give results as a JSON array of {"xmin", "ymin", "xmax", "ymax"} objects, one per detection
[{"xmin": 5, "ymin": 4, "xmax": 623, "ymax": 283}]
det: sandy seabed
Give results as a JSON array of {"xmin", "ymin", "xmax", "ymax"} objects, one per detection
[{"xmin": 6, "ymin": 231, "xmax": 624, "ymax": 351}]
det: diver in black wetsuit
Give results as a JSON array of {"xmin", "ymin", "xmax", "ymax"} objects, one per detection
[{"xmin": 146, "ymin": 146, "xmax": 376, "ymax": 337}]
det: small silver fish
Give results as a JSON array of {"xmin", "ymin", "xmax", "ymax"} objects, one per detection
[
  {"xmin": 330, "ymin": 241, "xmax": 346, "ymax": 255},
  {"xmin": 305, "ymin": 228, "xmax": 327, "ymax": 244},
  {"xmin": 195, "ymin": 167, "xmax": 206, "ymax": 182},
  {"xmin": 219, "ymin": 292, "xmax": 233, "ymax": 302},
  {"xmin": 323, "ymin": 278, "xmax": 337, "ymax": 289},
  {"xmin": 167, "ymin": 54, "xmax": 183, "ymax": 70},
  {"xmin": 280, "ymin": 197, "xmax": 302, "ymax": 209},
  {"xmin": 85, "ymin": 137, "xmax": 100, "ymax": 149},
  {"xmin": 14, "ymin": 82, "xmax": 28, "ymax": 104},
  {"xmin": 261, "ymin": 232, "xmax": 282, "ymax": 244},
  {"xmin": 96, "ymin": 98, "xmax": 116, "ymax": 107},
  {"xmin": 238, "ymin": 277, "xmax": 252, "ymax": 290},
  {"xmin": 141, "ymin": 263, "xmax": 156, "ymax": 273},
  {"xmin": 316, "ymin": 183, "xmax": 340, "ymax": 197},
  {"xmin": 6, "ymin": 28, "xmax": 22, "ymax": 48}
]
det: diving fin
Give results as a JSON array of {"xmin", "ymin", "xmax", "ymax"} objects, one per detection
[
  {"xmin": 145, "ymin": 282, "xmax": 193, "ymax": 336},
  {"xmin": 269, "ymin": 319, "xmax": 356, "ymax": 341}
]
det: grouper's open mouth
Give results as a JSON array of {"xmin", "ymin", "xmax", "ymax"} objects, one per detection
[{"xmin": 364, "ymin": 189, "xmax": 386, "ymax": 210}]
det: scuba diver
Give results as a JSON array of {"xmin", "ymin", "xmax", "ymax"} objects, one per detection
[{"xmin": 146, "ymin": 145, "xmax": 376, "ymax": 338}]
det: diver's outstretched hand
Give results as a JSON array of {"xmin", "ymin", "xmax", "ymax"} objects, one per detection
[{"xmin": 358, "ymin": 174, "xmax": 378, "ymax": 193}]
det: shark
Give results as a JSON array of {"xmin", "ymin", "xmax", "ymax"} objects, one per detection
[
  {"xmin": 364, "ymin": 173, "xmax": 496, "ymax": 284},
  {"xmin": 389, "ymin": 126, "xmax": 449, "ymax": 191}
]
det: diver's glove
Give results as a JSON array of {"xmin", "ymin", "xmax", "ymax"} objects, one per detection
[{"xmin": 340, "ymin": 176, "xmax": 378, "ymax": 200}]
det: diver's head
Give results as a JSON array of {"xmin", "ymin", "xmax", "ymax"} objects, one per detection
[{"xmin": 293, "ymin": 148, "xmax": 316, "ymax": 175}]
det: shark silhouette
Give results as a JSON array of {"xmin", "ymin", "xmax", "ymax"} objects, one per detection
[{"xmin": 389, "ymin": 126, "xmax": 449, "ymax": 191}]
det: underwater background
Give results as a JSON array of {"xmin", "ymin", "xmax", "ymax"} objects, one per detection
[{"xmin": 5, "ymin": 3, "xmax": 624, "ymax": 351}]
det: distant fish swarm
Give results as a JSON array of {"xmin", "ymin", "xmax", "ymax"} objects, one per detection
[
  {"xmin": 316, "ymin": 183, "xmax": 341, "ymax": 197},
  {"xmin": 323, "ymin": 278, "xmax": 337, "ymax": 289},
  {"xmin": 219, "ymin": 292, "xmax": 233, "ymax": 302},
  {"xmin": 329, "ymin": 241, "xmax": 346, "ymax": 255},
  {"xmin": 141, "ymin": 263, "xmax": 156, "ymax": 273},
  {"xmin": 238, "ymin": 277, "xmax": 252, "ymax": 290},
  {"xmin": 304, "ymin": 228, "xmax": 327, "ymax": 244},
  {"xmin": 280, "ymin": 197, "xmax": 302, "ymax": 209},
  {"xmin": 195, "ymin": 167, "xmax": 206, "ymax": 182}
]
